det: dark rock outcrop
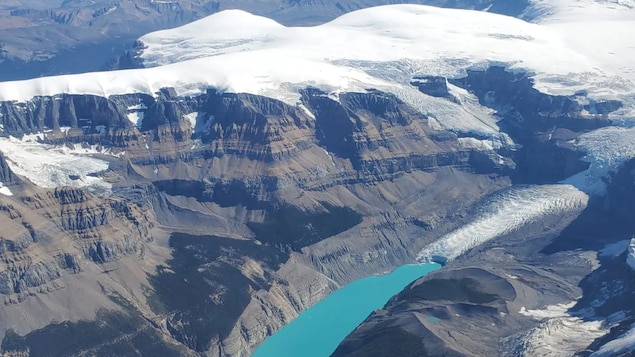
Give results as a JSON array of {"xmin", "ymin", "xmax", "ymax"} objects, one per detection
[
  {"xmin": 332, "ymin": 268, "xmax": 517, "ymax": 357},
  {"xmin": 450, "ymin": 66, "xmax": 617, "ymax": 184},
  {"xmin": 0, "ymin": 154, "xmax": 19, "ymax": 186},
  {"xmin": 411, "ymin": 75, "xmax": 456, "ymax": 101},
  {"xmin": 0, "ymin": 65, "xmax": 621, "ymax": 357}
]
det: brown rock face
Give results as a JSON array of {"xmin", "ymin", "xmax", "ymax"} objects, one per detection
[{"xmin": 0, "ymin": 67, "xmax": 620, "ymax": 356}]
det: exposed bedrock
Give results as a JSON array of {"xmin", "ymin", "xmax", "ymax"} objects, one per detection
[
  {"xmin": 0, "ymin": 66, "xmax": 625, "ymax": 356},
  {"xmin": 449, "ymin": 66, "xmax": 617, "ymax": 184}
]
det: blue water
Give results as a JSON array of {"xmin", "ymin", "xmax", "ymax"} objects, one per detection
[{"xmin": 251, "ymin": 262, "xmax": 441, "ymax": 357}]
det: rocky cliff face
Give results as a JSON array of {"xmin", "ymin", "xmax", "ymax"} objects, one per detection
[
  {"xmin": 0, "ymin": 185, "xmax": 152, "ymax": 296},
  {"xmin": 0, "ymin": 153, "xmax": 19, "ymax": 186},
  {"xmin": 449, "ymin": 66, "xmax": 606, "ymax": 183},
  {"xmin": 332, "ymin": 68, "xmax": 635, "ymax": 357},
  {"xmin": 0, "ymin": 66, "xmax": 624, "ymax": 356}
]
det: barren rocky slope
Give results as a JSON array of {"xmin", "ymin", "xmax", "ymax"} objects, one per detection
[
  {"xmin": 0, "ymin": 2, "xmax": 634, "ymax": 355},
  {"xmin": 332, "ymin": 74, "xmax": 635, "ymax": 357},
  {"xmin": 0, "ymin": 63, "xmax": 625, "ymax": 356}
]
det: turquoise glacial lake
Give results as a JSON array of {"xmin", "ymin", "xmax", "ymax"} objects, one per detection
[{"xmin": 251, "ymin": 262, "xmax": 441, "ymax": 357}]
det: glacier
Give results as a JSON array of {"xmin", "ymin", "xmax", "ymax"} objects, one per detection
[
  {"xmin": 0, "ymin": 2, "xmax": 632, "ymax": 112},
  {"xmin": 0, "ymin": 135, "xmax": 116, "ymax": 192},
  {"xmin": 0, "ymin": 1, "xmax": 632, "ymax": 244},
  {"xmin": 416, "ymin": 185, "xmax": 589, "ymax": 263}
]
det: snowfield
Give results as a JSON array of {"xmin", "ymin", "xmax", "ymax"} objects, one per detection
[
  {"xmin": 0, "ymin": 2, "xmax": 632, "ymax": 112},
  {"xmin": 521, "ymin": 311, "xmax": 606, "ymax": 357},
  {"xmin": 0, "ymin": 135, "xmax": 118, "ymax": 192}
]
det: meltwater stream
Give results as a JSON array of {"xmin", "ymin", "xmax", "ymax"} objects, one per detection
[{"xmin": 251, "ymin": 262, "xmax": 441, "ymax": 357}]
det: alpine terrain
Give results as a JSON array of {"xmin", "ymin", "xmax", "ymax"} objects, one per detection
[{"xmin": 0, "ymin": 0, "xmax": 634, "ymax": 356}]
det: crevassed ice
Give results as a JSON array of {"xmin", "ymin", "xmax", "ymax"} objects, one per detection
[
  {"xmin": 564, "ymin": 126, "xmax": 635, "ymax": 194},
  {"xmin": 0, "ymin": 136, "xmax": 114, "ymax": 192},
  {"xmin": 0, "ymin": 3, "xmax": 632, "ymax": 110},
  {"xmin": 417, "ymin": 185, "xmax": 589, "ymax": 263}
]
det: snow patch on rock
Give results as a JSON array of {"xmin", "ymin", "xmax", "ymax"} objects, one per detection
[
  {"xmin": 183, "ymin": 112, "xmax": 199, "ymax": 131},
  {"xmin": 522, "ymin": 315, "xmax": 606, "ymax": 357},
  {"xmin": 627, "ymin": 238, "xmax": 635, "ymax": 271},
  {"xmin": 0, "ymin": 182, "xmax": 12, "ymax": 196},
  {"xmin": 517, "ymin": 300, "xmax": 607, "ymax": 357}
]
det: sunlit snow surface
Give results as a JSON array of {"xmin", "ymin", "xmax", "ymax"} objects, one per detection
[
  {"xmin": 0, "ymin": 182, "xmax": 12, "ymax": 196},
  {"xmin": 0, "ymin": 135, "xmax": 116, "ymax": 192},
  {"xmin": 565, "ymin": 126, "xmax": 635, "ymax": 194},
  {"xmin": 628, "ymin": 238, "xmax": 635, "ymax": 271},
  {"xmin": 0, "ymin": 2, "xmax": 632, "ymax": 111},
  {"xmin": 519, "ymin": 301, "xmax": 606, "ymax": 357},
  {"xmin": 416, "ymin": 185, "xmax": 588, "ymax": 262}
]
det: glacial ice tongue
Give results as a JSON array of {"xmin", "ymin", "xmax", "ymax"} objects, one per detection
[{"xmin": 416, "ymin": 184, "xmax": 589, "ymax": 263}]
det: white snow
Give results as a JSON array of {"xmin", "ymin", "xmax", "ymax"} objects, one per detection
[
  {"xmin": 591, "ymin": 323, "xmax": 635, "ymax": 356},
  {"xmin": 628, "ymin": 238, "xmax": 635, "ymax": 271},
  {"xmin": 297, "ymin": 103, "xmax": 315, "ymax": 120},
  {"xmin": 127, "ymin": 103, "xmax": 147, "ymax": 110},
  {"xmin": 564, "ymin": 126, "xmax": 635, "ymax": 194},
  {"xmin": 457, "ymin": 137, "xmax": 496, "ymax": 151},
  {"xmin": 0, "ymin": 135, "xmax": 117, "ymax": 192},
  {"xmin": 417, "ymin": 184, "xmax": 588, "ymax": 262},
  {"xmin": 183, "ymin": 112, "xmax": 199, "ymax": 130},
  {"xmin": 519, "ymin": 301, "xmax": 577, "ymax": 319},
  {"xmin": 381, "ymin": 82, "xmax": 509, "ymax": 140},
  {"xmin": 518, "ymin": 300, "xmax": 608, "ymax": 357},
  {"xmin": 126, "ymin": 104, "xmax": 147, "ymax": 128},
  {"xmin": 102, "ymin": 6, "xmax": 117, "ymax": 16},
  {"xmin": 127, "ymin": 111, "xmax": 145, "ymax": 128},
  {"xmin": 0, "ymin": 4, "xmax": 631, "ymax": 113},
  {"xmin": 0, "ymin": 182, "xmax": 12, "ymax": 196},
  {"xmin": 521, "ymin": 315, "xmax": 606, "ymax": 357}
]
